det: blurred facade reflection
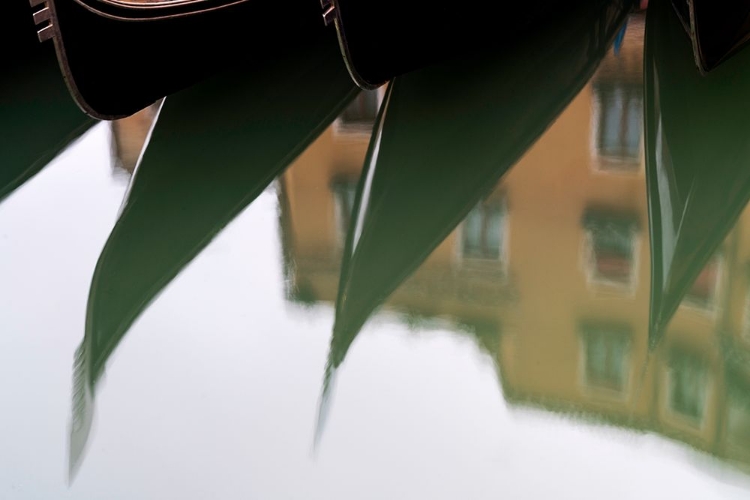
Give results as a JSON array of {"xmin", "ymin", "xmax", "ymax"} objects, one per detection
[
  {"xmin": 110, "ymin": 103, "xmax": 161, "ymax": 175},
  {"xmin": 279, "ymin": 14, "xmax": 750, "ymax": 472}
]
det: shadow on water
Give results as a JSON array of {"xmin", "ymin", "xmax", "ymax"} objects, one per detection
[
  {"xmin": 645, "ymin": 0, "xmax": 750, "ymax": 349},
  {"xmin": 0, "ymin": 2, "xmax": 93, "ymax": 204},
  {"xmin": 313, "ymin": 0, "xmax": 633, "ymax": 445},
  {"xmin": 68, "ymin": 31, "xmax": 358, "ymax": 478}
]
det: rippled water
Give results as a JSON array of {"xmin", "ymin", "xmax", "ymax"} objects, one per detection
[{"xmin": 4, "ymin": 4, "xmax": 750, "ymax": 499}]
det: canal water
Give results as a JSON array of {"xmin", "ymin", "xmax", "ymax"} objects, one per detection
[{"xmin": 3, "ymin": 6, "xmax": 750, "ymax": 500}]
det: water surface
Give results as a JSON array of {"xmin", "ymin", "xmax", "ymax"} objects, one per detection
[{"xmin": 2, "ymin": 9, "xmax": 750, "ymax": 499}]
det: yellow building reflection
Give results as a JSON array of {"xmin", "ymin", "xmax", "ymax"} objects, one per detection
[
  {"xmin": 279, "ymin": 13, "xmax": 750, "ymax": 472},
  {"xmin": 110, "ymin": 103, "xmax": 161, "ymax": 175}
]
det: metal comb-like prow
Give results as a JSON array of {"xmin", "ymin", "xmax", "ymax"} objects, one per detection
[
  {"xmin": 320, "ymin": 0, "xmax": 335, "ymax": 26},
  {"xmin": 30, "ymin": 0, "xmax": 55, "ymax": 42}
]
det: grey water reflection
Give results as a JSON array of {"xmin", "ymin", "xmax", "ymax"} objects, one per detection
[{"xmin": 282, "ymin": 11, "xmax": 750, "ymax": 473}]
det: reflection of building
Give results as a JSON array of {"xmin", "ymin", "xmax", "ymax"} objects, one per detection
[
  {"xmin": 110, "ymin": 103, "xmax": 160, "ymax": 175},
  {"xmin": 334, "ymin": 89, "xmax": 384, "ymax": 135},
  {"xmin": 279, "ymin": 14, "xmax": 750, "ymax": 472},
  {"xmin": 590, "ymin": 15, "xmax": 644, "ymax": 172},
  {"xmin": 279, "ymin": 87, "xmax": 512, "ymax": 337}
]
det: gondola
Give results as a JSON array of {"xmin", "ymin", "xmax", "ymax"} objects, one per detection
[
  {"xmin": 68, "ymin": 30, "xmax": 356, "ymax": 478},
  {"xmin": 670, "ymin": 0, "xmax": 750, "ymax": 73},
  {"xmin": 1, "ymin": 0, "xmax": 93, "ymax": 204},
  {"xmin": 27, "ymin": 0, "xmax": 324, "ymax": 118}
]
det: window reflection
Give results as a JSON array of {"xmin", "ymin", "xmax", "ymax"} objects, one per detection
[
  {"xmin": 727, "ymin": 374, "xmax": 750, "ymax": 458},
  {"xmin": 582, "ymin": 209, "xmax": 638, "ymax": 287},
  {"xmin": 594, "ymin": 84, "xmax": 642, "ymax": 165},
  {"xmin": 581, "ymin": 324, "xmax": 630, "ymax": 394},
  {"xmin": 668, "ymin": 349, "xmax": 709, "ymax": 425},
  {"xmin": 461, "ymin": 198, "xmax": 506, "ymax": 262},
  {"xmin": 682, "ymin": 255, "xmax": 721, "ymax": 311},
  {"xmin": 589, "ymin": 12, "xmax": 644, "ymax": 173}
]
